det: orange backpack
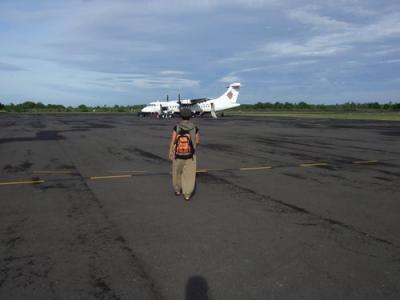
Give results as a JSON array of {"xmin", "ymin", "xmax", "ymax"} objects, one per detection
[{"xmin": 175, "ymin": 125, "xmax": 195, "ymax": 159}]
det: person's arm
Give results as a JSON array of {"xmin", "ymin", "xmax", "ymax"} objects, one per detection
[{"xmin": 168, "ymin": 131, "xmax": 177, "ymax": 160}]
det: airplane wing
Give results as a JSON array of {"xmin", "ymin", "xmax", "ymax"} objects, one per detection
[
  {"xmin": 180, "ymin": 97, "xmax": 211, "ymax": 105},
  {"xmin": 190, "ymin": 97, "xmax": 210, "ymax": 104}
]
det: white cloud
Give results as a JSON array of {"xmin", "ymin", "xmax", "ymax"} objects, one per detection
[
  {"xmin": 222, "ymin": 11, "xmax": 400, "ymax": 62},
  {"xmin": 0, "ymin": 61, "xmax": 23, "ymax": 71},
  {"xmin": 285, "ymin": 60, "xmax": 318, "ymax": 66},
  {"xmin": 261, "ymin": 40, "xmax": 347, "ymax": 57},
  {"xmin": 364, "ymin": 46, "xmax": 400, "ymax": 57},
  {"xmin": 219, "ymin": 75, "xmax": 240, "ymax": 83},
  {"xmin": 159, "ymin": 70, "xmax": 187, "ymax": 76},
  {"xmin": 1, "ymin": 0, "xmax": 400, "ymax": 105},
  {"xmin": 288, "ymin": 10, "xmax": 352, "ymax": 31},
  {"xmin": 89, "ymin": 71, "xmax": 198, "ymax": 90},
  {"xmin": 341, "ymin": 5, "xmax": 379, "ymax": 17},
  {"xmin": 132, "ymin": 77, "xmax": 199, "ymax": 89},
  {"xmin": 384, "ymin": 59, "xmax": 400, "ymax": 64},
  {"xmin": 219, "ymin": 67, "xmax": 263, "ymax": 83}
]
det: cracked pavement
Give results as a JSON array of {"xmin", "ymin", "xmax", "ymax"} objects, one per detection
[{"xmin": 1, "ymin": 113, "xmax": 399, "ymax": 299}]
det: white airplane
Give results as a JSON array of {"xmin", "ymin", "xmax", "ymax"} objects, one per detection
[{"xmin": 138, "ymin": 82, "xmax": 241, "ymax": 118}]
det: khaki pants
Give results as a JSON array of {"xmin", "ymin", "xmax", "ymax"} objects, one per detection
[{"xmin": 172, "ymin": 156, "xmax": 196, "ymax": 197}]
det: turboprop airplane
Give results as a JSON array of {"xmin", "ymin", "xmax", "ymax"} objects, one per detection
[{"xmin": 138, "ymin": 82, "xmax": 241, "ymax": 118}]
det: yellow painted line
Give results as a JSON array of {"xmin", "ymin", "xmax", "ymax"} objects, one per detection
[
  {"xmin": 0, "ymin": 180, "xmax": 44, "ymax": 186},
  {"xmin": 240, "ymin": 166, "xmax": 272, "ymax": 171},
  {"xmin": 353, "ymin": 160, "xmax": 378, "ymax": 164},
  {"xmin": 300, "ymin": 163, "xmax": 328, "ymax": 167},
  {"xmin": 110, "ymin": 171, "xmax": 148, "ymax": 173},
  {"xmin": 89, "ymin": 175, "xmax": 132, "ymax": 180},
  {"xmin": 33, "ymin": 171, "xmax": 76, "ymax": 174},
  {"xmin": 196, "ymin": 168, "xmax": 229, "ymax": 173}
]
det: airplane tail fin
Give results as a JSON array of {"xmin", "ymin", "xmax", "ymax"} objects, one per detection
[{"xmin": 219, "ymin": 82, "xmax": 240, "ymax": 103}]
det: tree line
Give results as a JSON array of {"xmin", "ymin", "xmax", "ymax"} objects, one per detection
[
  {"xmin": 230, "ymin": 101, "xmax": 400, "ymax": 111},
  {"xmin": 0, "ymin": 101, "xmax": 145, "ymax": 113},
  {"xmin": 1, "ymin": 100, "xmax": 400, "ymax": 113}
]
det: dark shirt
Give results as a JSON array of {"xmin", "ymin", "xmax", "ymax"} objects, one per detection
[{"xmin": 173, "ymin": 125, "xmax": 199, "ymax": 133}]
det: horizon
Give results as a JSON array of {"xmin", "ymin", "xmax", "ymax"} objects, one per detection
[
  {"xmin": 1, "ymin": 1, "xmax": 400, "ymax": 106},
  {"xmin": 2, "ymin": 99, "xmax": 400, "ymax": 109}
]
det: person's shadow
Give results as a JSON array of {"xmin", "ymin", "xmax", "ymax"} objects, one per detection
[{"xmin": 185, "ymin": 275, "xmax": 211, "ymax": 300}]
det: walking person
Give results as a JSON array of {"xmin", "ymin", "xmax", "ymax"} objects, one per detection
[{"xmin": 168, "ymin": 108, "xmax": 200, "ymax": 201}]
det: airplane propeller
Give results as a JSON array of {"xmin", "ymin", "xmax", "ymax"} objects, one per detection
[{"xmin": 178, "ymin": 93, "xmax": 182, "ymax": 110}]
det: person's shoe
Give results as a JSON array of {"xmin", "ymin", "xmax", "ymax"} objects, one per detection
[
  {"xmin": 174, "ymin": 191, "xmax": 181, "ymax": 196},
  {"xmin": 183, "ymin": 195, "xmax": 191, "ymax": 201}
]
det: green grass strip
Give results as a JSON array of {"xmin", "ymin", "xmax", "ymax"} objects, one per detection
[{"xmin": 226, "ymin": 111, "xmax": 400, "ymax": 121}]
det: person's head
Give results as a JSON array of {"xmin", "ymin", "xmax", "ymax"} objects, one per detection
[{"xmin": 180, "ymin": 108, "xmax": 192, "ymax": 120}]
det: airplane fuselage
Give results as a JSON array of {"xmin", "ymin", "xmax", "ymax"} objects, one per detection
[{"xmin": 139, "ymin": 83, "xmax": 241, "ymax": 118}]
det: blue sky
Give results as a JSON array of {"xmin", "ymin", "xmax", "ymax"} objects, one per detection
[{"xmin": 1, "ymin": 0, "xmax": 400, "ymax": 106}]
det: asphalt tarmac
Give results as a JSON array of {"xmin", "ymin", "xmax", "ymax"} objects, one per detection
[{"xmin": 1, "ymin": 113, "xmax": 399, "ymax": 299}]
